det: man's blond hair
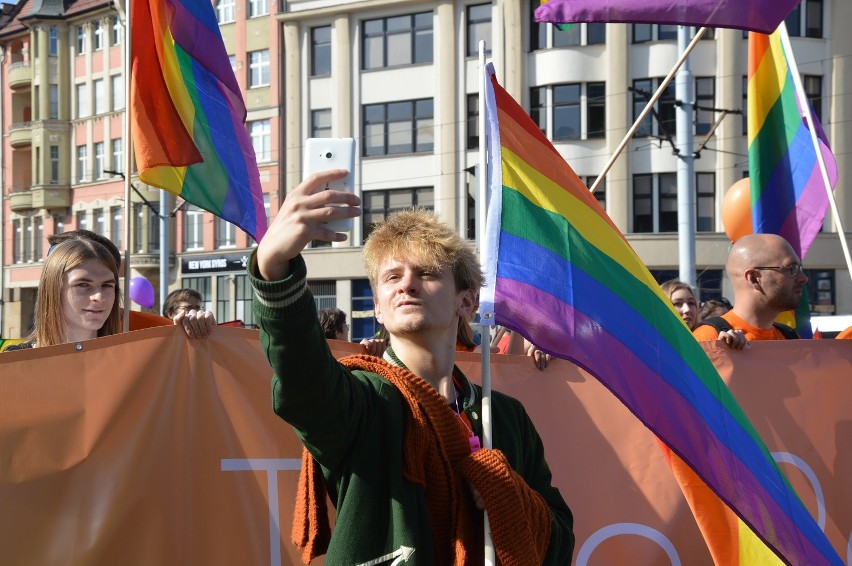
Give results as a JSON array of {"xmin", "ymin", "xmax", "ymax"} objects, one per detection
[{"xmin": 363, "ymin": 209, "xmax": 483, "ymax": 293}]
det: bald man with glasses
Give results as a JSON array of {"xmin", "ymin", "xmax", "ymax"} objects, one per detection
[{"xmin": 694, "ymin": 233, "xmax": 808, "ymax": 348}]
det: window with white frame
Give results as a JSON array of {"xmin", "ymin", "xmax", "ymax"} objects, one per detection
[
  {"xmin": 50, "ymin": 146, "xmax": 59, "ymax": 184},
  {"xmin": 248, "ymin": 50, "xmax": 269, "ymax": 87},
  {"xmin": 76, "ymin": 25, "xmax": 86, "ymax": 54},
  {"xmin": 362, "ymin": 12, "xmax": 433, "ymax": 70},
  {"xmin": 632, "ymin": 77, "xmax": 676, "ymax": 138},
  {"xmin": 466, "ymin": 4, "xmax": 491, "ymax": 56},
  {"xmin": 249, "ymin": 120, "xmax": 271, "ymax": 162},
  {"xmin": 311, "ymin": 109, "xmax": 331, "ymax": 138},
  {"xmin": 111, "ymin": 206, "xmax": 123, "ymax": 250},
  {"xmin": 24, "ymin": 218, "xmax": 32, "ymax": 262},
  {"xmin": 112, "ymin": 138, "xmax": 123, "ymax": 174},
  {"xmin": 13, "ymin": 219, "xmax": 23, "ymax": 263},
  {"xmin": 111, "ymin": 16, "xmax": 122, "ymax": 45},
  {"xmin": 34, "ymin": 216, "xmax": 44, "ymax": 261},
  {"xmin": 585, "ymin": 176, "xmax": 606, "ymax": 212},
  {"xmin": 93, "ymin": 20, "xmax": 104, "ymax": 50},
  {"xmin": 184, "ymin": 204, "xmax": 204, "ymax": 250},
  {"xmin": 49, "ymin": 26, "xmax": 58, "ymax": 55},
  {"xmin": 216, "ymin": 0, "xmax": 235, "ymax": 24},
  {"xmin": 466, "ymin": 94, "xmax": 479, "ymax": 150},
  {"xmin": 530, "ymin": 82, "xmax": 606, "ymax": 140},
  {"xmin": 94, "ymin": 208, "xmax": 105, "ymax": 235},
  {"xmin": 76, "ymin": 210, "xmax": 88, "ymax": 232},
  {"xmin": 111, "ymin": 74, "xmax": 124, "ymax": 110},
  {"xmin": 804, "ymin": 75, "xmax": 823, "ymax": 121},
  {"xmin": 785, "ymin": 0, "xmax": 823, "ymax": 38},
  {"xmin": 94, "ymin": 79, "xmax": 106, "ymax": 114},
  {"xmin": 249, "ymin": 0, "xmax": 268, "ymax": 18},
  {"xmin": 310, "ymin": 26, "xmax": 331, "ymax": 76},
  {"xmin": 76, "ymin": 145, "xmax": 87, "ymax": 182},
  {"xmin": 76, "ymin": 83, "xmax": 89, "ymax": 118},
  {"xmin": 362, "ymin": 98, "xmax": 434, "ymax": 156},
  {"xmin": 696, "ymin": 172, "xmax": 716, "ymax": 232},
  {"xmin": 695, "ymin": 77, "xmax": 715, "ymax": 135},
  {"xmin": 94, "ymin": 142, "xmax": 105, "ymax": 179},
  {"xmin": 632, "ymin": 172, "xmax": 713, "ymax": 233},
  {"xmin": 229, "ymin": 55, "xmax": 237, "ymax": 74},
  {"xmin": 362, "ymin": 187, "xmax": 434, "ymax": 240},
  {"xmin": 215, "ymin": 216, "xmax": 235, "ymax": 248},
  {"xmin": 49, "ymin": 84, "xmax": 58, "ymax": 119},
  {"xmin": 530, "ymin": 2, "xmax": 605, "ymax": 51}
]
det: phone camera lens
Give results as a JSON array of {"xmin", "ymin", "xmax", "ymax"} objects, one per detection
[{"xmin": 325, "ymin": 152, "xmax": 333, "ymax": 158}]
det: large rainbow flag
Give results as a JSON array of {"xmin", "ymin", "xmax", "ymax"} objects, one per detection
[
  {"xmin": 130, "ymin": 0, "xmax": 267, "ymax": 241},
  {"xmin": 748, "ymin": 29, "xmax": 837, "ymax": 262},
  {"xmin": 478, "ymin": 64, "xmax": 842, "ymax": 565}
]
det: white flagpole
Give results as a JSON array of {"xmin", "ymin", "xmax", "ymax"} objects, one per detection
[
  {"xmin": 589, "ymin": 27, "xmax": 707, "ymax": 194},
  {"xmin": 118, "ymin": 0, "xmax": 132, "ymax": 331},
  {"xmin": 477, "ymin": 39, "xmax": 496, "ymax": 566},
  {"xmin": 777, "ymin": 23, "xmax": 852, "ymax": 281}
]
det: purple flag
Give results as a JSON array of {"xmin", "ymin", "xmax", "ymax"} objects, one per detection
[{"xmin": 536, "ymin": 0, "xmax": 799, "ymax": 34}]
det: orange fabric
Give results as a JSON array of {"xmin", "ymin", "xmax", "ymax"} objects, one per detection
[
  {"xmin": 693, "ymin": 311, "xmax": 790, "ymax": 341},
  {"xmin": 128, "ymin": 310, "xmax": 172, "ymax": 330},
  {"xmin": 836, "ymin": 326, "xmax": 852, "ymax": 340}
]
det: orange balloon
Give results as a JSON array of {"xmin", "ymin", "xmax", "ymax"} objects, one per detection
[{"xmin": 721, "ymin": 177, "xmax": 753, "ymax": 243}]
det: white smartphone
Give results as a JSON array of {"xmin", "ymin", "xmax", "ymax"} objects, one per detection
[{"xmin": 303, "ymin": 137, "xmax": 356, "ymax": 232}]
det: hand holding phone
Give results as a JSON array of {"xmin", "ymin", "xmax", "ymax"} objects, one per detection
[{"xmin": 303, "ymin": 138, "xmax": 356, "ymax": 232}]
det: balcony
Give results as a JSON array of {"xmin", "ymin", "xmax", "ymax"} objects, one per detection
[
  {"xmin": 9, "ymin": 61, "xmax": 31, "ymax": 89},
  {"xmin": 8, "ymin": 190, "xmax": 32, "ymax": 211},
  {"xmin": 31, "ymin": 186, "xmax": 71, "ymax": 209},
  {"xmin": 8, "ymin": 122, "xmax": 31, "ymax": 147}
]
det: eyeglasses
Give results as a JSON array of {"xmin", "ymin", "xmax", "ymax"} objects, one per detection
[
  {"xmin": 176, "ymin": 305, "xmax": 202, "ymax": 312},
  {"xmin": 753, "ymin": 264, "xmax": 804, "ymax": 277}
]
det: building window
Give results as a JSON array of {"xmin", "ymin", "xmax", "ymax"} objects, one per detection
[
  {"xmin": 467, "ymin": 94, "xmax": 479, "ymax": 150},
  {"xmin": 135, "ymin": 203, "xmax": 160, "ymax": 253},
  {"xmin": 467, "ymin": 4, "xmax": 491, "ymax": 56},
  {"xmin": 362, "ymin": 187, "xmax": 434, "ymax": 239},
  {"xmin": 248, "ymin": 50, "xmax": 269, "ymax": 87},
  {"xmin": 530, "ymin": 7, "xmax": 607, "ymax": 51},
  {"xmin": 695, "ymin": 77, "xmax": 715, "ymax": 135},
  {"xmin": 215, "ymin": 217, "xmax": 235, "ymax": 248},
  {"xmin": 76, "ymin": 25, "xmax": 86, "ymax": 54},
  {"xmin": 94, "ymin": 142, "xmax": 105, "ymax": 179},
  {"xmin": 49, "ymin": 26, "xmax": 58, "ymax": 55},
  {"xmin": 308, "ymin": 281, "xmax": 336, "ymax": 311},
  {"xmin": 530, "ymin": 82, "xmax": 606, "ymax": 140},
  {"xmin": 133, "ymin": 203, "xmax": 145, "ymax": 253},
  {"xmin": 803, "ymin": 75, "xmax": 823, "ymax": 122},
  {"xmin": 50, "ymin": 146, "xmax": 59, "ymax": 184},
  {"xmin": 310, "ymin": 26, "xmax": 331, "ymax": 76},
  {"xmin": 184, "ymin": 204, "xmax": 204, "ymax": 250},
  {"xmin": 742, "ymin": 75, "xmax": 748, "ymax": 135},
  {"xmin": 13, "ymin": 219, "xmax": 21, "ymax": 263},
  {"xmin": 112, "ymin": 74, "xmax": 124, "ymax": 111},
  {"xmin": 112, "ymin": 138, "xmax": 123, "ymax": 174},
  {"xmin": 234, "ymin": 274, "xmax": 255, "ymax": 327},
  {"xmin": 632, "ymin": 77, "xmax": 676, "ymax": 138},
  {"xmin": 632, "ymin": 24, "xmax": 684, "ymax": 43},
  {"xmin": 311, "ymin": 109, "xmax": 331, "ymax": 138},
  {"xmin": 216, "ymin": 0, "xmax": 235, "ymax": 24},
  {"xmin": 249, "ymin": 119, "xmax": 271, "ymax": 162},
  {"xmin": 585, "ymin": 176, "xmax": 606, "ymax": 211},
  {"xmin": 216, "ymin": 275, "xmax": 231, "ymax": 324},
  {"xmin": 24, "ymin": 218, "xmax": 33, "ymax": 262},
  {"xmin": 362, "ymin": 12, "xmax": 432, "ymax": 70},
  {"xmin": 264, "ymin": 193, "xmax": 271, "ymax": 231},
  {"xmin": 696, "ymin": 172, "xmax": 715, "ymax": 232},
  {"xmin": 182, "ymin": 277, "xmax": 211, "ymax": 311},
  {"xmin": 111, "ymin": 16, "xmax": 122, "ymax": 45},
  {"xmin": 248, "ymin": 0, "xmax": 268, "ymax": 18},
  {"xmin": 94, "ymin": 208, "xmax": 106, "ymax": 235},
  {"xmin": 93, "ymin": 20, "xmax": 104, "ymax": 50},
  {"xmin": 632, "ymin": 172, "xmax": 678, "ymax": 233},
  {"xmin": 363, "ymin": 99, "xmax": 434, "ymax": 157},
  {"xmin": 76, "ymin": 145, "xmax": 87, "ymax": 183},
  {"xmin": 49, "ymin": 84, "xmax": 58, "ymax": 119},
  {"xmin": 785, "ymin": 0, "xmax": 823, "ymax": 38},
  {"xmin": 76, "ymin": 210, "xmax": 88, "ymax": 232},
  {"xmin": 76, "ymin": 83, "xmax": 88, "ymax": 118},
  {"xmin": 111, "ymin": 206, "xmax": 123, "ymax": 250},
  {"xmin": 35, "ymin": 216, "xmax": 43, "ymax": 261},
  {"xmin": 94, "ymin": 79, "xmax": 106, "ymax": 114}
]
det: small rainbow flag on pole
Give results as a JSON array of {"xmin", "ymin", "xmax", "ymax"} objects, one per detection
[
  {"xmin": 130, "ymin": 0, "xmax": 267, "ymax": 241},
  {"xmin": 748, "ymin": 29, "xmax": 837, "ymax": 262},
  {"xmin": 478, "ymin": 63, "xmax": 842, "ymax": 565}
]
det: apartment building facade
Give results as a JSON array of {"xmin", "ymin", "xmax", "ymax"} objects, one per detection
[{"xmin": 2, "ymin": 0, "xmax": 850, "ymax": 340}]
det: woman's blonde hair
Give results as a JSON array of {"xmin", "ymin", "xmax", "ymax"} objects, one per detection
[
  {"xmin": 660, "ymin": 279, "xmax": 695, "ymax": 301},
  {"xmin": 363, "ymin": 208, "xmax": 483, "ymax": 293},
  {"xmin": 31, "ymin": 238, "xmax": 122, "ymax": 346}
]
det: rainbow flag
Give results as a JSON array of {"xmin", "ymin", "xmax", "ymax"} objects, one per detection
[
  {"xmin": 478, "ymin": 63, "xmax": 842, "ymax": 565},
  {"xmin": 130, "ymin": 0, "xmax": 267, "ymax": 241},
  {"xmin": 535, "ymin": 0, "xmax": 799, "ymax": 34},
  {"xmin": 748, "ymin": 30, "xmax": 836, "ymax": 265}
]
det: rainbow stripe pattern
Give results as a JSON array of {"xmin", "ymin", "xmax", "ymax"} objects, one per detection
[
  {"xmin": 131, "ymin": 0, "xmax": 267, "ymax": 241},
  {"xmin": 748, "ymin": 29, "xmax": 836, "ymax": 262},
  {"xmin": 479, "ymin": 64, "xmax": 842, "ymax": 565}
]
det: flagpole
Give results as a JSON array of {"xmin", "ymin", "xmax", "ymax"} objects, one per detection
[
  {"xmin": 119, "ymin": 0, "xmax": 132, "ymax": 331},
  {"xmin": 589, "ymin": 27, "xmax": 707, "ymax": 194},
  {"xmin": 477, "ymin": 39, "xmax": 496, "ymax": 566},
  {"xmin": 777, "ymin": 23, "xmax": 852, "ymax": 283}
]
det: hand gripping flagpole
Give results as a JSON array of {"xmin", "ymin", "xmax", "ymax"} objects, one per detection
[
  {"xmin": 477, "ymin": 39, "xmax": 496, "ymax": 566},
  {"xmin": 777, "ymin": 22, "xmax": 852, "ymax": 282}
]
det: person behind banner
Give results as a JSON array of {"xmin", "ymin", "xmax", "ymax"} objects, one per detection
[
  {"xmin": 317, "ymin": 307, "xmax": 349, "ymax": 341},
  {"xmin": 47, "ymin": 230, "xmax": 215, "ymax": 339},
  {"xmin": 660, "ymin": 279, "xmax": 699, "ymax": 330},
  {"xmin": 6, "ymin": 239, "xmax": 122, "ymax": 350},
  {"xmin": 161, "ymin": 288, "xmax": 216, "ymax": 337},
  {"xmin": 693, "ymin": 233, "xmax": 805, "ymax": 348},
  {"xmin": 697, "ymin": 297, "xmax": 732, "ymax": 323},
  {"xmin": 250, "ymin": 169, "xmax": 573, "ymax": 564}
]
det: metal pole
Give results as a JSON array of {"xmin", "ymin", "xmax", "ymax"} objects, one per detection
[
  {"xmin": 676, "ymin": 26, "xmax": 697, "ymax": 289},
  {"xmin": 159, "ymin": 191, "xmax": 169, "ymax": 312}
]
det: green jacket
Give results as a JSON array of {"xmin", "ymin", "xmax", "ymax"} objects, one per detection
[{"xmin": 250, "ymin": 254, "xmax": 574, "ymax": 565}]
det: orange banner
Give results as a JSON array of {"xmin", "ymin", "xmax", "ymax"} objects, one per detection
[{"xmin": 0, "ymin": 328, "xmax": 849, "ymax": 565}]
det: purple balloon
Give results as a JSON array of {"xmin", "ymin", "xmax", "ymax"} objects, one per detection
[{"xmin": 129, "ymin": 276, "xmax": 155, "ymax": 309}]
